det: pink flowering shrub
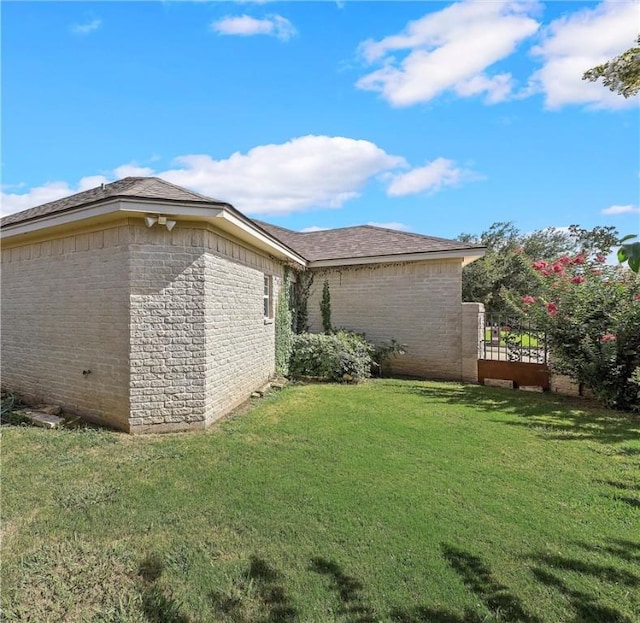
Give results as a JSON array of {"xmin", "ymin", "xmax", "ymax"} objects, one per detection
[{"xmin": 521, "ymin": 253, "xmax": 640, "ymax": 411}]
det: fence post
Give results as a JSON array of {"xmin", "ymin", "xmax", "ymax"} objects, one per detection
[{"xmin": 461, "ymin": 302, "xmax": 484, "ymax": 382}]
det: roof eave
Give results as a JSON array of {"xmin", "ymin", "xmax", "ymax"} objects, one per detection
[
  {"xmin": 1, "ymin": 198, "xmax": 307, "ymax": 266},
  {"xmin": 307, "ymin": 247, "xmax": 485, "ymax": 268}
]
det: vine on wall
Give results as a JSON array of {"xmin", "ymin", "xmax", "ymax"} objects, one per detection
[{"xmin": 275, "ymin": 267, "xmax": 293, "ymax": 376}]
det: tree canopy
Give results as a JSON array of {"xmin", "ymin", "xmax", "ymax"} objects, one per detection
[
  {"xmin": 582, "ymin": 36, "xmax": 640, "ymax": 98},
  {"xmin": 459, "ymin": 222, "xmax": 619, "ymax": 315}
]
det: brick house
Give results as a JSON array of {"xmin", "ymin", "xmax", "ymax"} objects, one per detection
[{"xmin": 1, "ymin": 177, "xmax": 484, "ymax": 432}]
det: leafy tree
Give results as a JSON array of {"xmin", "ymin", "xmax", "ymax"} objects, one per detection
[
  {"xmin": 460, "ymin": 222, "xmax": 620, "ymax": 315},
  {"xmin": 582, "ymin": 36, "xmax": 640, "ymax": 99}
]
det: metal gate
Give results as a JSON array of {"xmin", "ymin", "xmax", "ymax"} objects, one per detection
[{"xmin": 478, "ymin": 313, "xmax": 550, "ymax": 389}]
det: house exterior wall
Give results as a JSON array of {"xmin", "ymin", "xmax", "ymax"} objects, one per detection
[
  {"xmin": 2, "ymin": 221, "xmax": 284, "ymax": 433},
  {"xmin": 307, "ymin": 260, "xmax": 464, "ymax": 380},
  {"xmin": 0, "ymin": 225, "xmax": 131, "ymax": 429},
  {"xmin": 203, "ymin": 229, "xmax": 282, "ymax": 426},
  {"xmin": 126, "ymin": 223, "xmax": 282, "ymax": 433}
]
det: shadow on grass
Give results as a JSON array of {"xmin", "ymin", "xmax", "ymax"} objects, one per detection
[
  {"xmin": 407, "ymin": 383, "xmax": 640, "ymax": 445},
  {"xmin": 139, "ymin": 553, "xmax": 191, "ymax": 623},
  {"xmin": 310, "ymin": 557, "xmax": 377, "ymax": 623},
  {"xmin": 132, "ymin": 540, "xmax": 638, "ymax": 623},
  {"xmin": 209, "ymin": 555, "xmax": 298, "ymax": 623}
]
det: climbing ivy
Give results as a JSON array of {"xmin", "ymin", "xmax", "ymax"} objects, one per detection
[
  {"xmin": 274, "ymin": 267, "xmax": 293, "ymax": 377},
  {"xmin": 291, "ymin": 270, "xmax": 314, "ymax": 334}
]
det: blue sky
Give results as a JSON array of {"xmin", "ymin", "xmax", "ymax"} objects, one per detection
[{"xmin": 2, "ymin": 0, "xmax": 639, "ymax": 240}]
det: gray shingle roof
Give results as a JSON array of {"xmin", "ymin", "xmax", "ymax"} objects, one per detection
[
  {"xmin": 2, "ymin": 176, "xmax": 483, "ymax": 263},
  {"xmin": 1, "ymin": 177, "xmax": 226, "ymax": 227},
  {"xmin": 254, "ymin": 221, "xmax": 482, "ymax": 262}
]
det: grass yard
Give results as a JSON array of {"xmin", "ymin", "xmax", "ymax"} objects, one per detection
[
  {"xmin": 2, "ymin": 380, "xmax": 639, "ymax": 623},
  {"xmin": 484, "ymin": 329, "xmax": 541, "ymax": 348}
]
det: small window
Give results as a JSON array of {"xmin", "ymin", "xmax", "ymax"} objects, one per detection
[{"xmin": 263, "ymin": 275, "xmax": 273, "ymax": 319}]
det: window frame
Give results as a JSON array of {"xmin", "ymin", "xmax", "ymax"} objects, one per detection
[{"xmin": 263, "ymin": 274, "xmax": 274, "ymax": 321}]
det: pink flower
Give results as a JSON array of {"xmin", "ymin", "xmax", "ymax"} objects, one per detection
[
  {"xmin": 546, "ymin": 302, "xmax": 558, "ymax": 317},
  {"xmin": 600, "ymin": 333, "xmax": 616, "ymax": 343},
  {"xmin": 572, "ymin": 254, "xmax": 586, "ymax": 265},
  {"xmin": 634, "ymin": 294, "xmax": 640, "ymax": 301},
  {"xmin": 570, "ymin": 276, "xmax": 585, "ymax": 284},
  {"xmin": 522, "ymin": 295, "xmax": 536, "ymax": 305},
  {"xmin": 596, "ymin": 254, "xmax": 607, "ymax": 264},
  {"xmin": 559, "ymin": 255, "xmax": 571, "ymax": 265},
  {"xmin": 552, "ymin": 262, "xmax": 564, "ymax": 273},
  {"xmin": 532, "ymin": 260, "xmax": 547, "ymax": 271}
]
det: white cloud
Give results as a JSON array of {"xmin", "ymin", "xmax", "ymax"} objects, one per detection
[
  {"xmin": 158, "ymin": 136, "xmax": 405, "ymax": 215},
  {"xmin": 300, "ymin": 226, "xmax": 329, "ymax": 232},
  {"xmin": 356, "ymin": 0, "xmax": 540, "ymax": 106},
  {"xmin": 211, "ymin": 14, "xmax": 296, "ymax": 41},
  {"xmin": 386, "ymin": 158, "xmax": 477, "ymax": 196},
  {"xmin": 367, "ymin": 222, "xmax": 411, "ymax": 231},
  {"xmin": 1, "ymin": 137, "xmax": 405, "ymax": 217},
  {"xmin": 71, "ymin": 19, "xmax": 102, "ymax": 35},
  {"xmin": 528, "ymin": 0, "xmax": 639, "ymax": 109},
  {"xmin": 1, "ymin": 138, "xmax": 482, "ymax": 218},
  {"xmin": 602, "ymin": 204, "xmax": 640, "ymax": 215},
  {"xmin": 1, "ymin": 176, "xmax": 108, "ymax": 216},
  {"xmin": 113, "ymin": 164, "xmax": 155, "ymax": 178}
]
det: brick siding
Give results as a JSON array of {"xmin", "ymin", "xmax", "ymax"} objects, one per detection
[{"xmin": 307, "ymin": 260, "xmax": 465, "ymax": 379}]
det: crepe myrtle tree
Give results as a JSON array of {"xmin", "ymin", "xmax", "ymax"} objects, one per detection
[{"xmin": 516, "ymin": 252, "xmax": 640, "ymax": 411}]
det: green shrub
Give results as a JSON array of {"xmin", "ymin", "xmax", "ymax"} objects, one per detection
[
  {"xmin": 289, "ymin": 331, "xmax": 375, "ymax": 382},
  {"xmin": 519, "ymin": 254, "xmax": 640, "ymax": 411}
]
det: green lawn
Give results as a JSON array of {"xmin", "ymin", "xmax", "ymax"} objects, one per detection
[
  {"xmin": 2, "ymin": 380, "xmax": 639, "ymax": 623},
  {"xmin": 484, "ymin": 328, "xmax": 541, "ymax": 348}
]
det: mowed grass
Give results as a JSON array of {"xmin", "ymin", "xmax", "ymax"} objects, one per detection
[{"xmin": 2, "ymin": 380, "xmax": 639, "ymax": 623}]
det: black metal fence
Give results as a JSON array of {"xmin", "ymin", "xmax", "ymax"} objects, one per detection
[{"xmin": 480, "ymin": 313, "xmax": 548, "ymax": 364}]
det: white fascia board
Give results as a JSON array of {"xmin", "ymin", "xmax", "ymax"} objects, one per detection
[
  {"xmin": 1, "ymin": 199, "xmax": 125, "ymax": 238},
  {"xmin": 215, "ymin": 210, "xmax": 306, "ymax": 265},
  {"xmin": 308, "ymin": 248, "xmax": 485, "ymax": 268},
  {"xmin": 1, "ymin": 198, "xmax": 307, "ymax": 266}
]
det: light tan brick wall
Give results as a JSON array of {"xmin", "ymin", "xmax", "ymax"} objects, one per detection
[
  {"xmin": 2, "ymin": 220, "xmax": 285, "ymax": 433},
  {"xmin": 461, "ymin": 302, "xmax": 484, "ymax": 382},
  {"xmin": 127, "ymin": 223, "xmax": 282, "ymax": 433},
  {"xmin": 307, "ymin": 260, "xmax": 464, "ymax": 379},
  {"xmin": 203, "ymin": 229, "xmax": 282, "ymax": 425},
  {"xmin": 1, "ymin": 225, "xmax": 131, "ymax": 429}
]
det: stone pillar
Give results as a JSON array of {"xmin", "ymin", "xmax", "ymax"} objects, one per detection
[{"xmin": 461, "ymin": 302, "xmax": 484, "ymax": 383}]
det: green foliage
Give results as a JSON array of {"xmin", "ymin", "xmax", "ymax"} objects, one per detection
[
  {"xmin": 460, "ymin": 221, "xmax": 619, "ymax": 315},
  {"xmin": 372, "ymin": 339, "xmax": 407, "ymax": 376},
  {"xmin": 582, "ymin": 36, "xmax": 640, "ymax": 99},
  {"xmin": 320, "ymin": 279, "xmax": 332, "ymax": 334},
  {"xmin": 291, "ymin": 270, "xmax": 314, "ymax": 334},
  {"xmin": 518, "ymin": 254, "xmax": 640, "ymax": 411},
  {"xmin": 618, "ymin": 235, "xmax": 640, "ymax": 273},
  {"xmin": 289, "ymin": 331, "xmax": 375, "ymax": 382},
  {"xmin": 274, "ymin": 268, "xmax": 293, "ymax": 377}
]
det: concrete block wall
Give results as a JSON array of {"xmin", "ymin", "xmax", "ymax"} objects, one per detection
[
  {"xmin": 307, "ymin": 260, "xmax": 464, "ymax": 379},
  {"xmin": 1, "ymin": 224, "xmax": 131, "ymax": 429}
]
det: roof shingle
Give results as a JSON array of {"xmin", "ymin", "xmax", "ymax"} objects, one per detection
[
  {"xmin": 254, "ymin": 221, "xmax": 482, "ymax": 262},
  {"xmin": 1, "ymin": 177, "xmax": 225, "ymax": 227}
]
